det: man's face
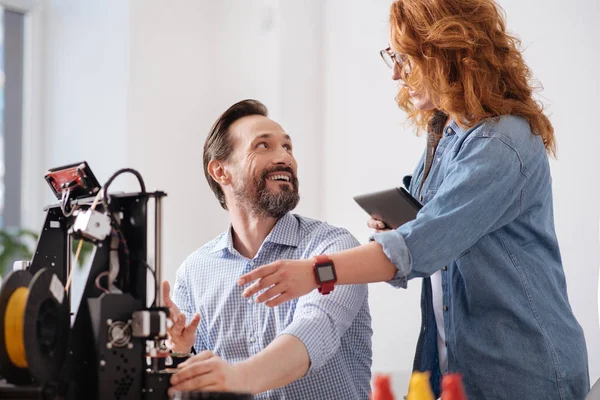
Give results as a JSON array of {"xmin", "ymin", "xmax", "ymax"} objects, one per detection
[{"xmin": 225, "ymin": 115, "xmax": 299, "ymax": 218}]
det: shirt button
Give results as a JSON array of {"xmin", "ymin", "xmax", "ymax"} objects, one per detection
[
  {"xmin": 444, "ymin": 305, "xmax": 449, "ymax": 311},
  {"xmin": 247, "ymin": 298, "xmax": 253, "ymax": 304},
  {"xmin": 249, "ymin": 261, "xmax": 254, "ymax": 267},
  {"xmin": 419, "ymin": 195, "xmax": 423, "ymax": 202},
  {"xmin": 442, "ymin": 266, "xmax": 448, "ymax": 271},
  {"xmin": 446, "ymin": 127, "xmax": 452, "ymax": 134},
  {"xmin": 249, "ymin": 337, "xmax": 256, "ymax": 343}
]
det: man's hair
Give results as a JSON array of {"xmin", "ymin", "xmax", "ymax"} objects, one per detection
[
  {"xmin": 203, "ymin": 99, "xmax": 268, "ymax": 209},
  {"xmin": 390, "ymin": 0, "xmax": 555, "ymax": 155}
]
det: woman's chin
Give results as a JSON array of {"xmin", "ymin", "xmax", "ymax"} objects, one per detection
[
  {"xmin": 414, "ymin": 104, "xmax": 435, "ymax": 111},
  {"xmin": 412, "ymin": 99, "xmax": 436, "ymax": 111}
]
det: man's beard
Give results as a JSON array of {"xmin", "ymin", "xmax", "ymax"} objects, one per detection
[{"xmin": 232, "ymin": 166, "xmax": 300, "ymax": 219}]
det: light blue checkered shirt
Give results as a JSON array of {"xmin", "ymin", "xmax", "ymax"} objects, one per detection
[{"xmin": 173, "ymin": 213, "xmax": 372, "ymax": 399}]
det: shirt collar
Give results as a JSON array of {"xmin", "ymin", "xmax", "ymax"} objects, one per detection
[
  {"xmin": 210, "ymin": 212, "xmax": 300, "ymax": 254},
  {"xmin": 263, "ymin": 213, "xmax": 301, "ymax": 248},
  {"xmin": 446, "ymin": 119, "xmax": 486, "ymax": 138},
  {"xmin": 210, "ymin": 227, "xmax": 234, "ymax": 254}
]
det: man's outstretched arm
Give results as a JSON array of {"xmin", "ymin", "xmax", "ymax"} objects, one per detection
[{"xmin": 169, "ymin": 334, "xmax": 309, "ymax": 395}]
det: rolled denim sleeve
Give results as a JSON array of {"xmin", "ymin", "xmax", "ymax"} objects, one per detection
[
  {"xmin": 278, "ymin": 230, "xmax": 369, "ymax": 374},
  {"xmin": 372, "ymin": 229, "xmax": 410, "ymax": 288}
]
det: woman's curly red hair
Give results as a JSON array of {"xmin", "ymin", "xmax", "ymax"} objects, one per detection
[{"xmin": 390, "ymin": 0, "xmax": 555, "ymax": 155}]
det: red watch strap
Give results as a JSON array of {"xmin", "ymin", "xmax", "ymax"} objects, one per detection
[
  {"xmin": 314, "ymin": 254, "xmax": 330, "ymax": 264},
  {"xmin": 314, "ymin": 255, "xmax": 335, "ymax": 295},
  {"xmin": 318, "ymin": 281, "xmax": 335, "ymax": 295}
]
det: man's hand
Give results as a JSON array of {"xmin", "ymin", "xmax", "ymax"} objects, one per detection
[
  {"xmin": 168, "ymin": 351, "xmax": 252, "ymax": 395},
  {"xmin": 163, "ymin": 280, "xmax": 201, "ymax": 353}
]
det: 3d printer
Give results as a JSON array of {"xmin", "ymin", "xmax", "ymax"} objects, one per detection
[{"xmin": 0, "ymin": 162, "xmax": 252, "ymax": 400}]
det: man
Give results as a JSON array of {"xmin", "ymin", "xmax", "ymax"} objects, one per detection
[{"xmin": 164, "ymin": 99, "xmax": 372, "ymax": 399}]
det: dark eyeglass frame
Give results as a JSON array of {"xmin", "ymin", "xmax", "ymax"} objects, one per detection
[{"xmin": 380, "ymin": 47, "xmax": 410, "ymax": 71}]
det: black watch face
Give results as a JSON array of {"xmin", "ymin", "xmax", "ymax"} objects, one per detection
[{"xmin": 316, "ymin": 263, "xmax": 336, "ymax": 282}]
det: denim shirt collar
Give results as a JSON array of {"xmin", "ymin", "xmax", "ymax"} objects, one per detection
[
  {"xmin": 446, "ymin": 119, "xmax": 488, "ymax": 138},
  {"xmin": 444, "ymin": 120, "xmax": 467, "ymax": 138}
]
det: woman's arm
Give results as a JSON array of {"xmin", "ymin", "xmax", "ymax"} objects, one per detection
[
  {"xmin": 238, "ymin": 241, "xmax": 396, "ymax": 307},
  {"xmin": 240, "ymin": 133, "xmax": 530, "ymax": 306},
  {"xmin": 331, "ymin": 241, "xmax": 398, "ymax": 284}
]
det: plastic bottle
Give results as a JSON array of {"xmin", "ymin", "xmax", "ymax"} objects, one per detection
[
  {"xmin": 406, "ymin": 371, "xmax": 435, "ymax": 400},
  {"xmin": 441, "ymin": 373, "xmax": 467, "ymax": 400},
  {"xmin": 372, "ymin": 374, "xmax": 395, "ymax": 400}
]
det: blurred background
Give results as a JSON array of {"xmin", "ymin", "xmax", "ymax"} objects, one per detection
[{"xmin": 0, "ymin": 0, "xmax": 598, "ymax": 392}]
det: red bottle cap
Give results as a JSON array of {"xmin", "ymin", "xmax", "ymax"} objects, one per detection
[
  {"xmin": 372, "ymin": 374, "xmax": 395, "ymax": 400},
  {"xmin": 441, "ymin": 373, "xmax": 468, "ymax": 400}
]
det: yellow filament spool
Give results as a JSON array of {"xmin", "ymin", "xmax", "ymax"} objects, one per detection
[{"xmin": 4, "ymin": 287, "xmax": 29, "ymax": 368}]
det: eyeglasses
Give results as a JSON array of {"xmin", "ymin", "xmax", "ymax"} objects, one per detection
[{"xmin": 380, "ymin": 47, "xmax": 410, "ymax": 71}]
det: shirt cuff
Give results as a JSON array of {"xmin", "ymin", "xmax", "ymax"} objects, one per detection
[
  {"xmin": 372, "ymin": 229, "xmax": 412, "ymax": 288},
  {"xmin": 278, "ymin": 315, "xmax": 335, "ymax": 375}
]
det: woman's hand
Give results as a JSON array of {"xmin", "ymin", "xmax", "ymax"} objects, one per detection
[
  {"xmin": 367, "ymin": 218, "xmax": 391, "ymax": 233},
  {"xmin": 237, "ymin": 258, "xmax": 318, "ymax": 307}
]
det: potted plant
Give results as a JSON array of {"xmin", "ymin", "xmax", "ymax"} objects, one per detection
[
  {"xmin": 0, "ymin": 228, "xmax": 38, "ymax": 278},
  {"xmin": 0, "ymin": 229, "xmax": 95, "ymax": 280}
]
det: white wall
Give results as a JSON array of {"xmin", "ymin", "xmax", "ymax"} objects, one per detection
[
  {"xmin": 42, "ymin": 0, "xmax": 130, "ymax": 200},
  {"xmin": 20, "ymin": 0, "xmax": 131, "ymax": 224},
  {"xmin": 322, "ymin": 0, "xmax": 600, "ymax": 387},
  {"xmin": 127, "ymin": 0, "xmax": 224, "ymax": 288},
  {"xmin": 127, "ymin": 0, "xmax": 323, "ymax": 286},
  {"xmin": 27, "ymin": 0, "xmax": 131, "ymax": 222}
]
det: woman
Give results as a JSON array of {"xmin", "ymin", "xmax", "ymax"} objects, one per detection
[{"xmin": 238, "ymin": 0, "xmax": 589, "ymax": 398}]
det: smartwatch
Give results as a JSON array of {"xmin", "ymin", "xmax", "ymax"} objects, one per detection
[{"xmin": 313, "ymin": 255, "xmax": 337, "ymax": 295}]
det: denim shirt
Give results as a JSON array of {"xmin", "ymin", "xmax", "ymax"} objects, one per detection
[{"xmin": 373, "ymin": 116, "xmax": 589, "ymax": 399}]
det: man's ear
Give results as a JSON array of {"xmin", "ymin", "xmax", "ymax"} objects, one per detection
[{"xmin": 207, "ymin": 159, "xmax": 231, "ymax": 185}]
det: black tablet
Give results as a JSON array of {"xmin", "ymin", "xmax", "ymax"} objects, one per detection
[{"xmin": 353, "ymin": 187, "xmax": 422, "ymax": 229}]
